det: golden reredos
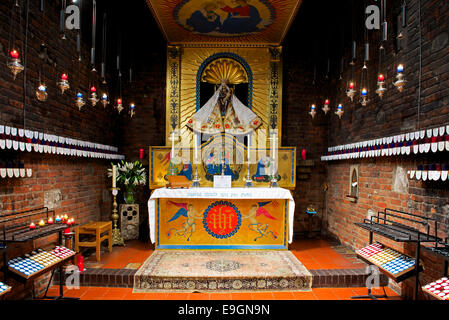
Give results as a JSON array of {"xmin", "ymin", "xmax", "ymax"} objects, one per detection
[{"xmin": 201, "ymin": 58, "xmax": 248, "ymax": 85}]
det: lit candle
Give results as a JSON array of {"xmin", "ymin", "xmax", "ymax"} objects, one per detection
[
  {"xmin": 63, "ymin": 214, "xmax": 69, "ymax": 222},
  {"xmin": 90, "ymin": 86, "xmax": 97, "ymax": 92},
  {"xmin": 112, "ymin": 165, "xmax": 117, "ymax": 188},
  {"xmin": 193, "ymin": 133, "xmax": 198, "ymax": 163},
  {"xmin": 38, "ymin": 219, "xmax": 45, "ymax": 227},
  {"xmin": 361, "ymin": 88, "xmax": 368, "ymax": 96},
  {"xmin": 29, "ymin": 222, "xmax": 36, "ymax": 230},
  {"xmin": 61, "ymin": 73, "xmax": 68, "ymax": 80},
  {"xmin": 311, "ymin": 104, "xmax": 316, "ymax": 110},
  {"xmin": 10, "ymin": 49, "xmax": 19, "ymax": 59},
  {"xmin": 55, "ymin": 215, "xmax": 61, "ymax": 223},
  {"xmin": 48, "ymin": 217, "xmax": 54, "ymax": 224},
  {"xmin": 349, "ymin": 82, "xmax": 355, "ymax": 89},
  {"xmin": 337, "ymin": 104, "xmax": 343, "ymax": 110},
  {"xmin": 397, "ymin": 64, "xmax": 404, "ymax": 73},
  {"xmin": 324, "ymin": 99, "xmax": 330, "ymax": 105},
  {"xmin": 378, "ymin": 74, "xmax": 385, "ymax": 82}
]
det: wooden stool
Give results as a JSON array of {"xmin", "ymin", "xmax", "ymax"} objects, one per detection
[{"xmin": 74, "ymin": 221, "xmax": 113, "ymax": 261}]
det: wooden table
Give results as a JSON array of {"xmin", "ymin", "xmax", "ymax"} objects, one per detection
[{"xmin": 75, "ymin": 221, "xmax": 112, "ymax": 261}]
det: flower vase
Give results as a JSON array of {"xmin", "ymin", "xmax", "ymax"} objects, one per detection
[{"xmin": 124, "ymin": 187, "xmax": 135, "ymax": 204}]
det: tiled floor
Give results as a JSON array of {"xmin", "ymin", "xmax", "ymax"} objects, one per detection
[
  {"xmin": 45, "ymin": 238, "xmax": 401, "ymax": 300},
  {"xmin": 82, "ymin": 238, "xmax": 367, "ymax": 271},
  {"xmin": 43, "ymin": 285, "xmax": 401, "ymax": 300}
]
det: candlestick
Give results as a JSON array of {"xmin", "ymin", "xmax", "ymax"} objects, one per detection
[
  {"xmin": 110, "ymin": 187, "xmax": 125, "ymax": 246},
  {"xmin": 269, "ymin": 131, "xmax": 279, "ymax": 188},
  {"xmin": 245, "ymin": 133, "xmax": 253, "ymax": 187}
]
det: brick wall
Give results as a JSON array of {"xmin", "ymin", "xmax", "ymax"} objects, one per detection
[
  {"xmin": 324, "ymin": 0, "xmax": 449, "ymax": 298},
  {"xmin": 0, "ymin": 0, "xmax": 118, "ymax": 299}
]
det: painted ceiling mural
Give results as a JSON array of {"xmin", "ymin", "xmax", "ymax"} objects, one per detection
[{"xmin": 146, "ymin": 0, "xmax": 303, "ymax": 45}]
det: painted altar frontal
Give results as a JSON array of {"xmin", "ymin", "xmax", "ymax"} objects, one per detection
[{"xmin": 148, "ymin": 188, "xmax": 294, "ymax": 250}]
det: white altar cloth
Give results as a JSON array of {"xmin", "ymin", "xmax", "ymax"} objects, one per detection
[{"xmin": 147, "ymin": 187, "xmax": 295, "ymax": 244}]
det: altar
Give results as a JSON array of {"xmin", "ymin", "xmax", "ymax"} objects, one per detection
[
  {"xmin": 148, "ymin": 187, "xmax": 294, "ymax": 250},
  {"xmin": 146, "ymin": 0, "xmax": 301, "ymax": 252}
]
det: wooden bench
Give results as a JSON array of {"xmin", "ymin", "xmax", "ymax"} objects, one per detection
[{"xmin": 74, "ymin": 221, "xmax": 112, "ymax": 261}]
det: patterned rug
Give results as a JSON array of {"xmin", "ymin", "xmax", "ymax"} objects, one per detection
[{"xmin": 133, "ymin": 250, "xmax": 312, "ymax": 293}]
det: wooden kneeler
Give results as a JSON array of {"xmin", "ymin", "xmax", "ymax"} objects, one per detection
[{"xmin": 75, "ymin": 221, "xmax": 113, "ymax": 261}]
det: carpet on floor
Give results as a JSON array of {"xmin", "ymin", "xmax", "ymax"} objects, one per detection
[{"xmin": 133, "ymin": 250, "xmax": 312, "ymax": 293}]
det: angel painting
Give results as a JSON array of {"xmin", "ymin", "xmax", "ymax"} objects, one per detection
[
  {"xmin": 167, "ymin": 202, "xmax": 203, "ymax": 241},
  {"xmin": 242, "ymin": 201, "xmax": 278, "ymax": 241}
]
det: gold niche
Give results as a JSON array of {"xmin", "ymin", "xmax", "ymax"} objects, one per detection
[{"xmin": 201, "ymin": 58, "xmax": 248, "ymax": 85}]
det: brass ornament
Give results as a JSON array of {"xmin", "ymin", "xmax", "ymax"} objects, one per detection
[{"xmin": 201, "ymin": 58, "xmax": 248, "ymax": 85}]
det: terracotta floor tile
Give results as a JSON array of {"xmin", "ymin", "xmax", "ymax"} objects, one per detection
[
  {"xmin": 188, "ymin": 293, "xmax": 210, "ymax": 300},
  {"xmin": 101, "ymin": 288, "xmax": 130, "ymax": 300},
  {"xmin": 209, "ymin": 293, "xmax": 232, "ymax": 300},
  {"xmin": 82, "ymin": 287, "xmax": 109, "ymax": 300},
  {"xmin": 292, "ymin": 291, "xmax": 317, "ymax": 300},
  {"xmin": 122, "ymin": 291, "xmax": 150, "ymax": 300},
  {"xmin": 165, "ymin": 292, "xmax": 191, "ymax": 300},
  {"xmin": 143, "ymin": 292, "xmax": 170, "ymax": 300},
  {"xmin": 250, "ymin": 292, "xmax": 275, "ymax": 300},
  {"xmin": 271, "ymin": 291, "xmax": 295, "ymax": 300},
  {"xmin": 231, "ymin": 292, "xmax": 253, "ymax": 300},
  {"xmin": 311, "ymin": 288, "xmax": 339, "ymax": 300}
]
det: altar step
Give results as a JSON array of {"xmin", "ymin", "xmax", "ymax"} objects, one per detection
[{"xmin": 54, "ymin": 267, "xmax": 388, "ymax": 289}]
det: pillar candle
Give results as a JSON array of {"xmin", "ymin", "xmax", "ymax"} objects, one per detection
[
  {"xmin": 194, "ymin": 133, "xmax": 198, "ymax": 164},
  {"xmin": 112, "ymin": 165, "xmax": 117, "ymax": 188}
]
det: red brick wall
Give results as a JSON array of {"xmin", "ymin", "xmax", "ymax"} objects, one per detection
[
  {"xmin": 0, "ymin": 0, "xmax": 117, "ymax": 299},
  {"xmin": 324, "ymin": 0, "xmax": 449, "ymax": 298}
]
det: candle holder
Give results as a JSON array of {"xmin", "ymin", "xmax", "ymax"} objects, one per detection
[
  {"xmin": 110, "ymin": 187, "xmax": 125, "ymax": 246},
  {"xmin": 244, "ymin": 165, "xmax": 253, "ymax": 187},
  {"xmin": 245, "ymin": 135, "xmax": 253, "ymax": 187},
  {"xmin": 191, "ymin": 164, "xmax": 200, "ymax": 187}
]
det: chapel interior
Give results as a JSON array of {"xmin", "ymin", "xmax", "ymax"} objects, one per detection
[{"xmin": 0, "ymin": 0, "xmax": 448, "ymax": 302}]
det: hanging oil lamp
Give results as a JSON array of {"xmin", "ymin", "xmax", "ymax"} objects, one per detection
[
  {"xmin": 335, "ymin": 103, "xmax": 344, "ymax": 119},
  {"xmin": 309, "ymin": 104, "xmax": 316, "ymax": 119},
  {"xmin": 346, "ymin": 81, "xmax": 356, "ymax": 101},
  {"xmin": 129, "ymin": 103, "xmax": 136, "ymax": 118},
  {"xmin": 8, "ymin": 49, "xmax": 24, "ymax": 79},
  {"xmin": 116, "ymin": 98, "xmax": 124, "ymax": 113},
  {"xmin": 100, "ymin": 93, "xmax": 109, "ymax": 107},
  {"xmin": 394, "ymin": 64, "xmax": 406, "ymax": 92},
  {"xmin": 322, "ymin": 99, "xmax": 330, "ymax": 114},
  {"xmin": 88, "ymin": 86, "xmax": 99, "ymax": 106},
  {"xmin": 35, "ymin": 83, "xmax": 48, "ymax": 102},
  {"xmin": 75, "ymin": 92, "xmax": 85, "ymax": 110},
  {"xmin": 360, "ymin": 87, "xmax": 368, "ymax": 106},
  {"xmin": 58, "ymin": 73, "xmax": 70, "ymax": 94},
  {"xmin": 376, "ymin": 73, "xmax": 387, "ymax": 98}
]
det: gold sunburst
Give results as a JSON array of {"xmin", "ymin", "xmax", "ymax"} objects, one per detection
[{"xmin": 201, "ymin": 58, "xmax": 248, "ymax": 84}]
